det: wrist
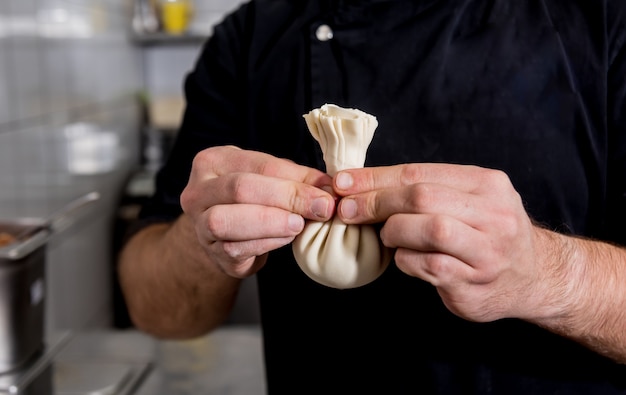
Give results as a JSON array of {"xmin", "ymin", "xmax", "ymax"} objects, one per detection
[{"xmin": 526, "ymin": 227, "xmax": 582, "ymax": 328}]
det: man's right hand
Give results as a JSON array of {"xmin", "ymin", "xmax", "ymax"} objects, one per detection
[
  {"xmin": 119, "ymin": 145, "xmax": 335, "ymax": 338},
  {"xmin": 180, "ymin": 145, "xmax": 336, "ymax": 279}
]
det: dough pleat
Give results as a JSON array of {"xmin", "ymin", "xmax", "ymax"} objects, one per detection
[{"xmin": 292, "ymin": 104, "xmax": 392, "ymax": 289}]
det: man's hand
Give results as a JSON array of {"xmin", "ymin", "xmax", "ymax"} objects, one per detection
[
  {"xmin": 181, "ymin": 145, "xmax": 336, "ymax": 278},
  {"xmin": 119, "ymin": 146, "xmax": 336, "ymax": 338},
  {"xmin": 332, "ymin": 163, "xmax": 573, "ymax": 322},
  {"xmin": 333, "ymin": 163, "xmax": 626, "ymax": 363}
]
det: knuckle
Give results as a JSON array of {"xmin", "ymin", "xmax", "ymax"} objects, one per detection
[
  {"xmin": 179, "ymin": 188, "xmax": 194, "ymax": 213},
  {"xmin": 422, "ymin": 254, "xmax": 450, "ymax": 285},
  {"xmin": 190, "ymin": 150, "xmax": 205, "ymax": 168},
  {"xmin": 481, "ymin": 168, "xmax": 510, "ymax": 190},
  {"xmin": 427, "ymin": 215, "xmax": 456, "ymax": 247},
  {"xmin": 204, "ymin": 208, "xmax": 227, "ymax": 240},
  {"xmin": 499, "ymin": 212, "xmax": 521, "ymax": 238},
  {"xmin": 256, "ymin": 156, "xmax": 283, "ymax": 178},
  {"xmin": 194, "ymin": 145, "xmax": 241, "ymax": 174},
  {"xmin": 406, "ymin": 183, "xmax": 434, "ymax": 212},
  {"xmin": 362, "ymin": 193, "xmax": 380, "ymax": 219},
  {"xmin": 399, "ymin": 164, "xmax": 424, "ymax": 185},
  {"xmin": 227, "ymin": 174, "xmax": 253, "ymax": 203},
  {"xmin": 221, "ymin": 241, "xmax": 246, "ymax": 261},
  {"xmin": 288, "ymin": 184, "xmax": 304, "ymax": 213},
  {"xmin": 473, "ymin": 266, "xmax": 499, "ymax": 285},
  {"xmin": 191, "ymin": 147, "xmax": 215, "ymax": 171},
  {"xmin": 208, "ymin": 144, "xmax": 235, "ymax": 157}
]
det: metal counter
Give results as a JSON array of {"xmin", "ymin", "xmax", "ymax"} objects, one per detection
[
  {"xmin": 0, "ymin": 325, "xmax": 266, "ymax": 394},
  {"xmin": 55, "ymin": 325, "xmax": 266, "ymax": 395}
]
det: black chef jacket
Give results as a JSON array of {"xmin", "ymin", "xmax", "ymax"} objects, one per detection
[{"xmin": 138, "ymin": 0, "xmax": 626, "ymax": 393}]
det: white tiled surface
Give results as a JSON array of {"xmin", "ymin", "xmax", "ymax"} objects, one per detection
[
  {"xmin": 0, "ymin": 40, "xmax": 11, "ymax": 125},
  {"xmin": 8, "ymin": 38, "xmax": 46, "ymax": 121},
  {"xmin": 41, "ymin": 40, "xmax": 71, "ymax": 115}
]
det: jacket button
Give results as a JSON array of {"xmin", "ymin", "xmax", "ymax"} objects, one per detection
[{"xmin": 315, "ymin": 24, "xmax": 334, "ymax": 41}]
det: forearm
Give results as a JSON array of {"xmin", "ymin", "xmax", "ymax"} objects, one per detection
[
  {"xmin": 118, "ymin": 214, "xmax": 241, "ymax": 339},
  {"xmin": 532, "ymin": 229, "xmax": 626, "ymax": 364}
]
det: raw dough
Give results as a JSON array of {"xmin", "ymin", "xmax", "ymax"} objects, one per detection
[{"xmin": 292, "ymin": 104, "xmax": 392, "ymax": 289}]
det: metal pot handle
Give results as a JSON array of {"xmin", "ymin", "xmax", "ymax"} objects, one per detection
[
  {"xmin": 45, "ymin": 191, "xmax": 101, "ymax": 234},
  {"xmin": 4, "ymin": 191, "xmax": 101, "ymax": 260},
  {"xmin": 3, "ymin": 228, "xmax": 50, "ymax": 260}
]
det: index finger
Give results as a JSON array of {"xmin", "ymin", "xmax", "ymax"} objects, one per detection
[
  {"xmin": 333, "ymin": 163, "xmax": 499, "ymax": 196},
  {"xmin": 196, "ymin": 145, "xmax": 331, "ymax": 188}
]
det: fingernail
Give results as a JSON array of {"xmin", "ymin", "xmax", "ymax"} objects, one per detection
[
  {"xmin": 288, "ymin": 214, "xmax": 304, "ymax": 232},
  {"xmin": 336, "ymin": 172, "xmax": 353, "ymax": 190},
  {"xmin": 311, "ymin": 197, "xmax": 331, "ymax": 219},
  {"xmin": 340, "ymin": 198, "xmax": 357, "ymax": 219}
]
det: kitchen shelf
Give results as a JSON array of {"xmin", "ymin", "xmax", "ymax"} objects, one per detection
[{"xmin": 130, "ymin": 31, "xmax": 208, "ymax": 46}]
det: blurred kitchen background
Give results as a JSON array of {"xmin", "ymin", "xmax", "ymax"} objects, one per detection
[{"xmin": 0, "ymin": 1, "xmax": 265, "ymax": 393}]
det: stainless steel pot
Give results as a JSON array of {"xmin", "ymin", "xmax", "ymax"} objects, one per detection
[{"xmin": 0, "ymin": 192, "xmax": 99, "ymax": 373}]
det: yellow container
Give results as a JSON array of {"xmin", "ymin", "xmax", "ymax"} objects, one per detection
[{"xmin": 160, "ymin": 0, "xmax": 192, "ymax": 35}]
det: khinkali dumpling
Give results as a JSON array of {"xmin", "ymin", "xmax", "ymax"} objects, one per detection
[{"xmin": 292, "ymin": 104, "xmax": 392, "ymax": 289}]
